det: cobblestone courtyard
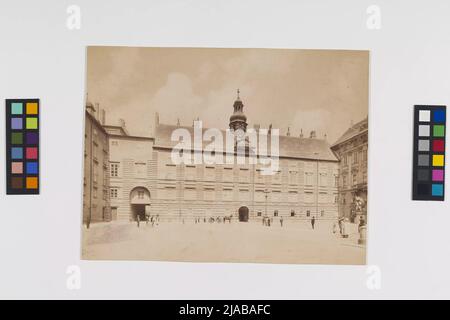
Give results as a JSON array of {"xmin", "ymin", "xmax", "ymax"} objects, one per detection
[{"xmin": 82, "ymin": 219, "xmax": 365, "ymax": 265}]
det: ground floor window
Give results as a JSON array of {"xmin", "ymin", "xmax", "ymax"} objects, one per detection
[
  {"xmin": 306, "ymin": 210, "xmax": 310, "ymax": 217},
  {"xmin": 274, "ymin": 210, "xmax": 278, "ymax": 217},
  {"xmin": 257, "ymin": 211, "xmax": 262, "ymax": 217},
  {"xmin": 321, "ymin": 210, "xmax": 325, "ymax": 217},
  {"xmin": 291, "ymin": 210, "xmax": 295, "ymax": 217}
]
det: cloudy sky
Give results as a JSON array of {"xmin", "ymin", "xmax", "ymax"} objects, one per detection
[{"xmin": 86, "ymin": 46, "xmax": 368, "ymax": 144}]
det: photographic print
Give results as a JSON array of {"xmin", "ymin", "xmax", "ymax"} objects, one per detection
[{"xmin": 82, "ymin": 47, "xmax": 368, "ymax": 265}]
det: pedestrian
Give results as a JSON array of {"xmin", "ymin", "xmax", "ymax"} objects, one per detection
[
  {"xmin": 280, "ymin": 216, "xmax": 283, "ymax": 227},
  {"xmin": 341, "ymin": 218, "xmax": 347, "ymax": 236},
  {"xmin": 359, "ymin": 215, "xmax": 366, "ymax": 228},
  {"xmin": 136, "ymin": 214, "xmax": 140, "ymax": 228},
  {"xmin": 311, "ymin": 216, "xmax": 315, "ymax": 230},
  {"xmin": 332, "ymin": 221, "xmax": 337, "ymax": 234},
  {"xmin": 338, "ymin": 217, "xmax": 343, "ymax": 234}
]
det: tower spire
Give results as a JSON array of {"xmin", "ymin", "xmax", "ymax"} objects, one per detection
[{"xmin": 229, "ymin": 90, "xmax": 247, "ymax": 132}]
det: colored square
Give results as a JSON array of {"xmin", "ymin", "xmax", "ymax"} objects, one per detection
[
  {"xmin": 26, "ymin": 102, "xmax": 38, "ymax": 114},
  {"xmin": 26, "ymin": 162, "xmax": 38, "ymax": 174},
  {"xmin": 419, "ymin": 110, "xmax": 430, "ymax": 122},
  {"xmin": 418, "ymin": 154, "xmax": 429, "ymax": 166},
  {"xmin": 26, "ymin": 177, "xmax": 38, "ymax": 189},
  {"xmin": 417, "ymin": 183, "xmax": 430, "ymax": 195},
  {"xmin": 417, "ymin": 169, "xmax": 429, "ymax": 181},
  {"xmin": 26, "ymin": 147, "xmax": 38, "ymax": 159},
  {"xmin": 433, "ymin": 125, "xmax": 445, "ymax": 137},
  {"xmin": 432, "ymin": 184, "xmax": 444, "ymax": 196},
  {"xmin": 26, "ymin": 132, "xmax": 38, "ymax": 145},
  {"xmin": 419, "ymin": 125, "xmax": 430, "ymax": 137},
  {"xmin": 418, "ymin": 140, "xmax": 429, "ymax": 151},
  {"xmin": 11, "ymin": 118, "xmax": 23, "ymax": 129},
  {"xmin": 433, "ymin": 110, "xmax": 446, "ymax": 123},
  {"xmin": 432, "ymin": 169, "xmax": 444, "ymax": 182},
  {"xmin": 11, "ymin": 162, "xmax": 23, "ymax": 174},
  {"xmin": 11, "ymin": 147, "xmax": 23, "ymax": 159},
  {"xmin": 432, "ymin": 139, "xmax": 445, "ymax": 152},
  {"xmin": 11, "ymin": 132, "xmax": 23, "ymax": 145},
  {"xmin": 26, "ymin": 117, "xmax": 38, "ymax": 129},
  {"xmin": 11, "ymin": 177, "xmax": 23, "ymax": 189},
  {"xmin": 432, "ymin": 154, "xmax": 444, "ymax": 166},
  {"xmin": 11, "ymin": 103, "xmax": 23, "ymax": 114}
]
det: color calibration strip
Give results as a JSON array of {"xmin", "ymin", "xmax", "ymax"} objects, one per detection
[
  {"xmin": 413, "ymin": 105, "xmax": 446, "ymax": 201},
  {"xmin": 5, "ymin": 99, "xmax": 39, "ymax": 195}
]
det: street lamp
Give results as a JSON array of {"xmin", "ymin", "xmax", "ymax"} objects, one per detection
[{"xmin": 264, "ymin": 188, "xmax": 269, "ymax": 217}]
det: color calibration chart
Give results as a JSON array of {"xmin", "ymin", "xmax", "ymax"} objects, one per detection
[
  {"xmin": 5, "ymin": 99, "xmax": 39, "ymax": 195},
  {"xmin": 413, "ymin": 105, "xmax": 446, "ymax": 201}
]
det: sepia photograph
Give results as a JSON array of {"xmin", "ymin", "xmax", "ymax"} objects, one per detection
[{"xmin": 82, "ymin": 46, "xmax": 368, "ymax": 265}]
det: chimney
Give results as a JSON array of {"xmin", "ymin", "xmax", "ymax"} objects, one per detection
[
  {"xmin": 94, "ymin": 103, "xmax": 100, "ymax": 120},
  {"xmin": 310, "ymin": 130, "xmax": 316, "ymax": 138},
  {"xmin": 119, "ymin": 118, "xmax": 126, "ymax": 129},
  {"xmin": 177, "ymin": 118, "xmax": 180, "ymax": 126},
  {"xmin": 299, "ymin": 129, "xmax": 304, "ymax": 138},
  {"xmin": 155, "ymin": 112, "xmax": 160, "ymax": 127},
  {"xmin": 253, "ymin": 124, "xmax": 260, "ymax": 132},
  {"xmin": 101, "ymin": 109, "xmax": 106, "ymax": 125},
  {"xmin": 286, "ymin": 127, "xmax": 291, "ymax": 137},
  {"xmin": 268, "ymin": 124, "xmax": 272, "ymax": 135}
]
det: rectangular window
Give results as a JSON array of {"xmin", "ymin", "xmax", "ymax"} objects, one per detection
[
  {"xmin": 110, "ymin": 188, "xmax": 118, "ymax": 199},
  {"xmin": 135, "ymin": 162, "xmax": 146, "ymax": 177},
  {"xmin": 110, "ymin": 163, "xmax": 119, "ymax": 177},
  {"xmin": 305, "ymin": 172, "xmax": 314, "ymax": 186},
  {"xmin": 319, "ymin": 173, "xmax": 327, "ymax": 186}
]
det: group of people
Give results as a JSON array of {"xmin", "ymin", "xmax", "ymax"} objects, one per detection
[
  {"xmin": 332, "ymin": 215, "xmax": 366, "ymax": 236},
  {"xmin": 136, "ymin": 214, "xmax": 159, "ymax": 228}
]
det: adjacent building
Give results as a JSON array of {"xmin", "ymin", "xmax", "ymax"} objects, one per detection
[
  {"xmin": 331, "ymin": 117, "xmax": 368, "ymax": 222},
  {"xmin": 83, "ymin": 102, "xmax": 111, "ymax": 225}
]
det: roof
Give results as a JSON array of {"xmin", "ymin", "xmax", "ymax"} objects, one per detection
[
  {"xmin": 331, "ymin": 117, "xmax": 368, "ymax": 148},
  {"xmin": 103, "ymin": 124, "xmax": 129, "ymax": 136},
  {"xmin": 154, "ymin": 123, "xmax": 338, "ymax": 161}
]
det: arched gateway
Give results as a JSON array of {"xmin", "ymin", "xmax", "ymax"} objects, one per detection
[
  {"xmin": 129, "ymin": 187, "xmax": 151, "ymax": 221},
  {"xmin": 238, "ymin": 206, "xmax": 249, "ymax": 222}
]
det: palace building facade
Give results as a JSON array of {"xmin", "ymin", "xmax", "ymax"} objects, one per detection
[
  {"xmin": 331, "ymin": 117, "xmax": 368, "ymax": 222},
  {"xmin": 85, "ymin": 94, "xmax": 341, "ymax": 222}
]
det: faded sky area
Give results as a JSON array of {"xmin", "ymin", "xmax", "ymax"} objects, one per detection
[{"xmin": 86, "ymin": 47, "xmax": 368, "ymax": 144}]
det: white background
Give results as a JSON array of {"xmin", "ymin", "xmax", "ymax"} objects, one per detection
[{"xmin": 1, "ymin": 0, "xmax": 450, "ymax": 299}]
